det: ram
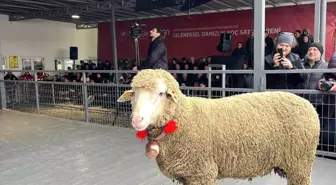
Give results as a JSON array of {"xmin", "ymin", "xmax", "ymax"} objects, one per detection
[{"xmin": 118, "ymin": 69, "xmax": 320, "ymax": 185}]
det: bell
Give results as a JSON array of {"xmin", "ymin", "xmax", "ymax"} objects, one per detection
[{"xmin": 145, "ymin": 141, "xmax": 160, "ymax": 160}]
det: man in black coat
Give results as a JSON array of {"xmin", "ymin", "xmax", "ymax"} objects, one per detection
[
  {"xmin": 264, "ymin": 31, "xmax": 274, "ymax": 56},
  {"xmin": 139, "ymin": 27, "xmax": 168, "ymax": 70}
]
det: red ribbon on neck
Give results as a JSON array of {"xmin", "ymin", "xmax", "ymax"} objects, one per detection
[{"xmin": 136, "ymin": 120, "xmax": 178, "ymax": 141}]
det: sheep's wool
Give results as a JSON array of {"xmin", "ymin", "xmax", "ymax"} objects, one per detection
[
  {"xmin": 128, "ymin": 69, "xmax": 320, "ymax": 185},
  {"xmin": 131, "ymin": 69, "xmax": 180, "ymax": 93}
]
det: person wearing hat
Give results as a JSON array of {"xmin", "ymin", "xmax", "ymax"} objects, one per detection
[
  {"xmin": 138, "ymin": 26, "xmax": 168, "ymax": 70},
  {"xmin": 302, "ymin": 42, "xmax": 327, "ymax": 89},
  {"xmin": 264, "ymin": 32, "xmax": 305, "ymax": 89},
  {"xmin": 300, "ymin": 42, "xmax": 328, "ymax": 107}
]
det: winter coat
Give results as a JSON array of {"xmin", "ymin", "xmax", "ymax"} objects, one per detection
[
  {"xmin": 139, "ymin": 37, "xmax": 168, "ymax": 70},
  {"xmin": 265, "ymin": 52, "xmax": 305, "ymax": 89}
]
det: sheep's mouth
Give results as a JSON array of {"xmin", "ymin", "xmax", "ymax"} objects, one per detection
[
  {"xmin": 135, "ymin": 125, "xmax": 155, "ymax": 132},
  {"xmin": 133, "ymin": 123, "xmax": 151, "ymax": 131},
  {"xmin": 134, "ymin": 125, "xmax": 148, "ymax": 131}
]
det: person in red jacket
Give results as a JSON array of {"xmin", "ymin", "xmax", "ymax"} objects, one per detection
[{"xmin": 20, "ymin": 72, "xmax": 34, "ymax": 81}]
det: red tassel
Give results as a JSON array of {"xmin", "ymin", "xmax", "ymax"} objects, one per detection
[
  {"xmin": 136, "ymin": 130, "xmax": 148, "ymax": 141},
  {"xmin": 163, "ymin": 120, "xmax": 178, "ymax": 134}
]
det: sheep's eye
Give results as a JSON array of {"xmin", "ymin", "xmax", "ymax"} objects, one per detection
[
  {"xmin": 159, "ymin": 92, "xmax": 164, "ymax": 96},
  {"xmin": 130, "ymin": 92, "xmax": 135, "ymax": 99}
]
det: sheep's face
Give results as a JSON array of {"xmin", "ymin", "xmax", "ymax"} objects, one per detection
[{"xmin": 117, "ymin": 79, "xmax": 177, "ymax": 131}]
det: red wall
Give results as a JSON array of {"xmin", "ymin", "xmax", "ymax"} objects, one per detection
[{"xmin": 98, "ymin": 3, "xmax": 336, "ymax": 66}]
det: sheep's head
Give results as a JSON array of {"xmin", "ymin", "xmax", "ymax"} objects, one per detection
[{"xmin": 117, "ymin": 69, "xmax": 180, "ymax": 131}]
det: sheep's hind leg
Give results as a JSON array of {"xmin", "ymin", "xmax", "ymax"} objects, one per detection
[
  {"xmin": 287, "ymin": 178, "xmax": 311, "ymax": 185},
  {"xmin": 286, "ymin": 169, "xmax": 312, "ymax": 185},
  {"xmin": 184, "ymin": 178, "xmax": 216, "ymax": 185},
  {"xmin": 285, "ymin": 160, "xmax": 313, "ymax": 185}
]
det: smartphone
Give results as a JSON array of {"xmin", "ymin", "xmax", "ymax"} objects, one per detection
[{"xmin": 277, "ymin": 48, "xmax": 283, "ymax": 58}]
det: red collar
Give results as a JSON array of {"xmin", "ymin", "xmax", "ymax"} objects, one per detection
[{"xmin": 136, "ymin": 120, "xmax": 178, "ymax": 141}]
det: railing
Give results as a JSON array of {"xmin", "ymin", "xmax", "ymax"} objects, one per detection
[{"xmin": 0, "ymin": 69, "xmax": 335, "ymax": 159}]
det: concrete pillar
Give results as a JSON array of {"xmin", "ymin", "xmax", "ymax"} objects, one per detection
[
  {"xmin": 314, "ymin": 0, "xmax": 321, "ymax": 43},
  {"xmin": 253, "ymin": 0, "xmax": 265, "ymax": 91},
  {"xmin": 320, "ymin": 0, "xmax": 327, "ymax": 59},
  {"xmin": 111, "ymin": 9, "xmax": 118, "ymax": 70},
  {"xmin": 0, "ymin": 41, "xmax": 6, "ymax": 109}
]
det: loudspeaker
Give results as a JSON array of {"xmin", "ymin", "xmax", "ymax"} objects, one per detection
[
  {"xmin": 216, "ymin": 33, "xmax": 232, "ymax": 53},
  {"xmin": 70, "ymin": 46, "xmax": 78, "ymax": 60}
]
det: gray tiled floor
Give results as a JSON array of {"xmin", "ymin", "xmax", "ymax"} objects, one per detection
[{"xmin": 0, "ymin": 110, "xmax": 336, "ymax": 185}]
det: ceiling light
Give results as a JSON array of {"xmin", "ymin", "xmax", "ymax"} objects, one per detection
[{"xmin": 71, "ymin": 14, "xmax": 80, "ymax": 19}]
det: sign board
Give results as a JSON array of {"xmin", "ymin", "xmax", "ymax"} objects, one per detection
[{"xmin": 9, "ymin": 56, "xmax": 19, "ymax": 69}]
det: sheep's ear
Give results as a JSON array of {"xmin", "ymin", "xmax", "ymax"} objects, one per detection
[
  {"xmin": 166, "ymin": 89, "xmax": 177, "ymax": 103},
  {"xmin": 117, "ymin": 90, "xmax": 133, "ymax": 102}
]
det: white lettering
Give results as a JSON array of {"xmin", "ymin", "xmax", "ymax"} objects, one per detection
[
  {"xmin": 239, "ymin": 29, "xmax": 252, "ymax": 36},
  {"xmin": 170, "ymin": 26, "xmax": 282, "ymax": 39},
  {"xmin": 266, "ymin": 27, "xmax": 282, "ymax": 34},
  {"xmin": 173, "ymin": 32, "xmax": 200, "ymax": 38},
  {"xmin": 141, "ymin": 31, "xmax": 149, "ymax": 37},
  {"xmin": 225, "ymin": 30, "xmax": 239, "ymax": 36},
  {"xmin": 201, "ymin": 31, "xmax": 220, "ymax": 37}
]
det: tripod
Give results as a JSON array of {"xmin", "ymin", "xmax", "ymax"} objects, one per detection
[{"xmin": 133, "ymin": 36, "xmax": 140, "ymax": 67}]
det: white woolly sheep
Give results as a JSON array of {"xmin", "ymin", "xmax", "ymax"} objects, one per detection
[{"xmin": 117, "ymin": 69, "xmax": 320, "ymax": 185}]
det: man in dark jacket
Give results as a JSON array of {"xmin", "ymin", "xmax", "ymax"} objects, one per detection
[
  {"xmin": 301, "ymin": 43, "xmax": 327, "ymax": 106},
  {"xmin": 265, "ymin": 32, "xmax": 305, "ymax": 89},
  {"xmin": 302, "ymin": 42, "xmax": 327, "ymax": 90},
  {"xmin": 264, "ymin": 31, "xmax": 274, "ymax": 56},
  {"xmin": 139, "ymin": 27, "xmax": 168, "ymax": 70}
]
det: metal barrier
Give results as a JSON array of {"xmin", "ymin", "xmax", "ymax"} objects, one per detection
[{"xmin": 0, "ymin": 69, "xmax": 335, "ymax": 159}]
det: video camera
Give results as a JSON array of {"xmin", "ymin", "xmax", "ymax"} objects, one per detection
[
  {"xmin": 129, "ymin": 22, "xmax": 146, "ymax": 66},
  {"xmin": 129, "ymin": 22, "xmax": 146, "ymax": 38}
]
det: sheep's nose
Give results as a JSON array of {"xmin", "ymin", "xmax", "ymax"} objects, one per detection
[{"xmin": 132, "ymin": 116, "xmax": 144, "ymax": 127}]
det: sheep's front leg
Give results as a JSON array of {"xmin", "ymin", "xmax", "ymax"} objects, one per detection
[{"xmin": 184, "ymin": 178, "xmax": 216, "ymax": 185}]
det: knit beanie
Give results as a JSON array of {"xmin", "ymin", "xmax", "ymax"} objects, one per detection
[
  {"xmin": 276, "ymin": 33, "xmax": 295, "ymax": 46},
  {"xmin": 308, "ymin": 43, "xmax": 324, "ymax": 55}
]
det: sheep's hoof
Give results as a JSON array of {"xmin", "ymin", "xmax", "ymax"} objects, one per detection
[{"xmin": 248, "ymin": 178, "xmax": 252, "ymax": 181}]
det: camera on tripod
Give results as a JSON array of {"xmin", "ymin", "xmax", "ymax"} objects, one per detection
[
  {"xmin": 129, "ymin": 22, "xmax": 145, "ymax": 38},
  {"xmin": 129, "ymin": 22, "xmax": 146, "ymax": 66},
  {"xmin": 319, "ymin": 78, "xmax": 335, "ymax": 91}
]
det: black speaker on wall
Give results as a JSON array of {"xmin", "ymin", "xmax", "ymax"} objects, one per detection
[
  {"xmin": 216, "ymin": 33, "xmax": 232, "ymax": 53},
  {"xmin": 70, "ymin": 46, "xmax": 78, "ymax": 60}
]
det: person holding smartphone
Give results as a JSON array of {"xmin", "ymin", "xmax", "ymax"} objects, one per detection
[{"xmin": 265, "ymin": 32, "xmax": 305, "ymax": 89}]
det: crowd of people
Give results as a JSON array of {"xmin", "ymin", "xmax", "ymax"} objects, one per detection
[
  {"xmin": 3, "ymin": 29, "xmax": 336, "ymax": 95},
  {"xmin": 2, "ymin": 29, "xmax": 334, "ymax": 93},
  {"xmin": 2, "ymin": 28, "xmax": 336, "ymax": 152}
]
